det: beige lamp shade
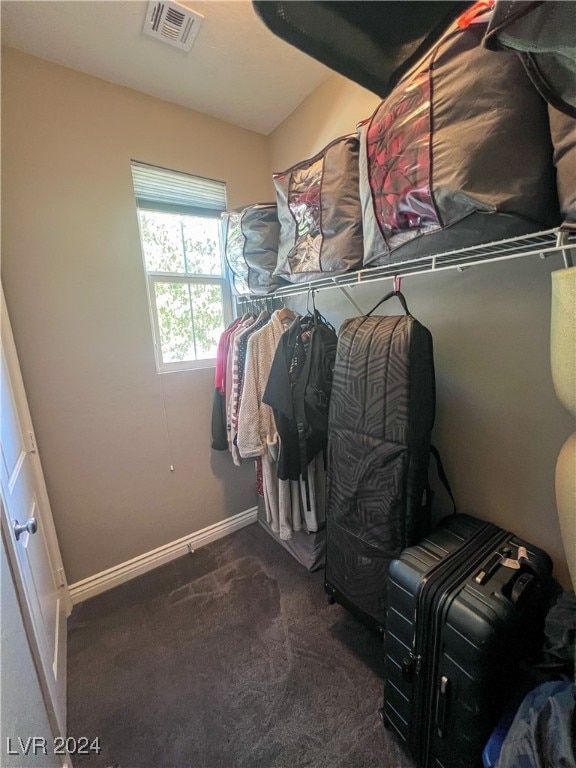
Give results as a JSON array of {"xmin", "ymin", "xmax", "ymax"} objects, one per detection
[
  {"xmin": 551, "ymin": 267, "xmax": 576, "ymax": 416},
  {"xmin": 551, "ymin": 265, "xmax": 576, "ymax": 591}
]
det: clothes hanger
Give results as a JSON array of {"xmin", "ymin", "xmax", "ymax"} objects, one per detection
[
  {"xmin": 305, "ymin": 285, "xmax": 314, "ymax": 317},
  {"xmin": 276, "ymin": 304, "xmax": 297, "ymax": 322},
  {"xmin": 256, "ymin": 298, "xmax": 270, "ymax": 322},
  {"xmin": 305, "ymin": 286, "xmax": 334, "ymax": 331},
  {"xmin": 277, "ymin": 307, "xmax": 296, "ymax": 321}
]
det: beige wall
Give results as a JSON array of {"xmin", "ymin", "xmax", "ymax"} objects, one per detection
[
  {"xmin": 268, "ymin": 76, "xmax": 573, "ymax": 589},
  {"xmin": 269, "ymin": 73, "xmax": 380, "ymax": 173},
  {"xmin": 1, "ymin": 48, "xmax": 271, "ymax": 584}
]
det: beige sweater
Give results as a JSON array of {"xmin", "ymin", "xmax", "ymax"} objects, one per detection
[
  {"xmin": 237, "ymin": 310, "xmax": 302, "ymax": 539},
  {"xmin": 237, "ymin": 311, "xmax": 288, "ymax": 460}
]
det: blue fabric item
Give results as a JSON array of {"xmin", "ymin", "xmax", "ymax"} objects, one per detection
[
  {"xmin": 482, "ymin": 698, "xmax": 521, "ymax": 768},
  {"xmin": 494, "ymin": 680, "xmax": 576, "ymax": 768}
]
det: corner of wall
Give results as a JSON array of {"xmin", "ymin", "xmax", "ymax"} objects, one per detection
[{"xmin": 267, "ymin": 73, "xmax": 380, "ymax": 172}]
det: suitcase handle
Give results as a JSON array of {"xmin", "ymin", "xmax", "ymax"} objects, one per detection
[
  {"xmin": 365, "ymin": 290, "xmax": 411, "ymax": 317},
  {"xmin": 436, "ymin": 675, "xmax": 450, "ymax": 738},
  {"xmin": 509, "ymin": 572, "xmax": 537, "ymax": 607}
]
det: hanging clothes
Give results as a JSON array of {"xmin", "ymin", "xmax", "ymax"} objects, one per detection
[
  {"xmin": 225, "ymin": 316, "xmax": 255, "ymax": 450},
  {"xmin": 262, "ymin": 311, "xmax": 336, "ymax": 534},
  {"xmin": 237, "ymin": 309, "xmax": 296, "ymax": 460},
  {"xmin": 229, "ymin": 311, "xmax": 270, "ymax": 466},
  {"xmin": 237, "ymin": 308, "xmax": 301, "ymax": 539},
  {"xmin": 263, "ymin": 311, "xmax": 337, "ymax": 481},
  {"xmin": 260, "ymin": 456, "xmax": 302, "ymax": 539},
  {"xmin": 298, "ymin": 453, "xmax": 326, "ymax": 533},
  {"xmin": 211, "ymin": 317, "xmax": 242, "ymax": 450},
  {"xmin": 215, "ymin": 317, "xmax": 242, "ymax": 394}
]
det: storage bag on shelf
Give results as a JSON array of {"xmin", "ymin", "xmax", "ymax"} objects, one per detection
[
  {"xmin": 221, "ymin": 203, "xmax": 281, "ymax": 295},
  {"xmin": 483, "ymin": 1, "xmax": 576, "ymax": 119},
  {"xmin": 273, "ymin": 134, "xmax": 364, "ymax": 283},
  {"xmin": 359, "ymin": 2, "xmax": 561, "ymax": 268},
  {"xmin": 548, "ymin": 106, "xmax": 576, "ymax": 226}
]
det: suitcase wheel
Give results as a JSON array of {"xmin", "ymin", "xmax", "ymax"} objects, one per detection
[
  {"xmin": 378, "ymin": 708, "xmax": 390, "ymax": 729},
  {"xmin": 328, "ymin": 595, "xmax": 336, "ymax": 605}
]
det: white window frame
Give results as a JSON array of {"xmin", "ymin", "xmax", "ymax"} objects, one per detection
[
  {"xmin": 131, "ymin": 161, "xmax": 232, "ymax": 373},
  {"xmin": 146, "ymin": 269, "xmax": 233, "ymax": 373}
]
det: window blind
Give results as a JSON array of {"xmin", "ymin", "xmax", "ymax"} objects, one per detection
[{"xmin": 131, "ymin": 161, "xmax": 227, "ymax": 217}]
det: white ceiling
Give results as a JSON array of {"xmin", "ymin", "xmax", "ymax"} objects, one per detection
[{"xmin": 1, "ymin": 0, "xmax": 334, "ymax": 135}]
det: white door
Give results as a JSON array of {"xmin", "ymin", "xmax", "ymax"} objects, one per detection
[{"xmin": 1, "ymin": 289, "xmax": 70, "ymax": 737}]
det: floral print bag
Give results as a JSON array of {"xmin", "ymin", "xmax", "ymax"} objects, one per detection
[
  {"xmin": 273, "ymin": 135, "xmax": 364, "ymax": 283},
  {"xmin": 221, "ymin": 203, "xmax": 282, "ymax": 295},
  {"xmin": 359, "ymin": 2, "xmax": 560, "ymax": 268}
]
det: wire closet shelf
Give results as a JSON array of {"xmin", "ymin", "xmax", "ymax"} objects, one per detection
[{"xmin": 235, "ymin": 227, "xmax": 575, "ymax": 306}]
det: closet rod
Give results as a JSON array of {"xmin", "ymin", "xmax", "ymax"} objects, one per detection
[{"xmin": 240, "ymin": 228, "xmax": 574, "ymax": 303}]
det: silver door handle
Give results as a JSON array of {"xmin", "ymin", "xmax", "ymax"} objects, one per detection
[{"xmin": 13, "ymin": 517, "xmax": 37, "ymax": 541}]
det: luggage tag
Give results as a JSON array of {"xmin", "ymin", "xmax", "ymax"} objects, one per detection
[
  {"xmin": 475, "ymin": 545, "xmax": 539, "ymax": 608},
  {"xmin": 473, "ymin": 545, "xmax": 529, "ymax": 585},
  {"xmin": 500, "ymin": 546, "xmax": 529, "ymax": 570}
]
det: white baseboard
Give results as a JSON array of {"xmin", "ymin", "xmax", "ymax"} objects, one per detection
[{"xmin": 69, "ymin": 506, "xmax": 258, "ymax": 605}]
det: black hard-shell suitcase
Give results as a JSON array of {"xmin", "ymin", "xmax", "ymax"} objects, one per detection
[
  {"xmin": 325, "ymin": 291, "xmax": 435, "ymax": 633},
  {"xmin": 383, "ymin": 513, "xmax": 553, "ymax": 768}
]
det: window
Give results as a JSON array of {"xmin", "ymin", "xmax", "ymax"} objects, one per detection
[{"xmin": 131, "ymin": 161, "xmax": 232, "ymax": 372}]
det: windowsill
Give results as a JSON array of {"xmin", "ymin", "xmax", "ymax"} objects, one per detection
[{"xmin": 157, "ymin": 359, "xmax": 217, "ymax": 374}]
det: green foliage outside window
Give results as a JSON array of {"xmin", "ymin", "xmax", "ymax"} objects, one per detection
[{"xmin": 138, "ymin": 210, "xmax": 226, "ymax": 366}]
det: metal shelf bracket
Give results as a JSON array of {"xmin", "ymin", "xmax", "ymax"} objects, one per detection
[
  {"xmin": 338, "ymin": 286, "xmax": 365, "ymax": 315},
  {"xmin": 234, "ymin": 228, "xmax": 574, "ymax": 309}
]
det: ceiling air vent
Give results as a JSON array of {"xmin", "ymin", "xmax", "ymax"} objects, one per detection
[{"xmin": 143, "ymin": 1, "xmax": 204, "ymax": 52}]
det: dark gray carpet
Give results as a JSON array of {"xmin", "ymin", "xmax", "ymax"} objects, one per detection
[{"xmin": 68, "ymin": 522, "xmax": 415, "ymax": 768}]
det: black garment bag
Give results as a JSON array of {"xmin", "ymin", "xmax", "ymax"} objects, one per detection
[{"xmin": 324, "ymin": 291, "xmax": 436, "ymax": 632}]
